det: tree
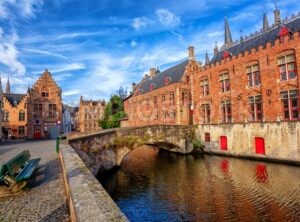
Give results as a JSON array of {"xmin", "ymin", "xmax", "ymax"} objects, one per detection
[{"xmin": 100, "ymin": 93, "xmax": 127, "ymax": 129}]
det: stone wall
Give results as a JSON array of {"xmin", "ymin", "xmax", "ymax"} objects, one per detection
[
  {"xmin": 197, "ymin": 122, "xmax": 300, "ymax": 161},
  {"xmin": 59, "ymin": 143, "xmax": 128, "ymax": 222},
  {"xmin": 68, "ymin": 125, "xmax": 195, "ymax": 176}
]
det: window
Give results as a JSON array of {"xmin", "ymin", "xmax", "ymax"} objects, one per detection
[
  {"xmin": 169, "ymin": 92, "xmax": 175, "ymax": 106},
  {"xmin": 170, "ymin": 110, "xmax": 176, "ymax": 119},
  {"xmin": 42, "ymin": 88, "xmax": 49, "ymax": 97},
  {"xmin": 162, "ymin": 94, "xmax": 166, "ymax": 107},
  {"xmin": 278, "ymin": 54, "xmax": 297, "ymax": 81},
  {"xmin": 205, "ymin": 133, "xmax": 211, "ymax": 142},
  {"xmin": 3, "ymin": 111, "xmax": 9, "ymax": 122},
  {"xmin": 201, "ymin": 104, "xmax": 211, "ymax": 123},
  {"xmin": 182, "ymin": 91, "xmax": 188, "ymax": 105},
  {"xmin": 248, "ymin": 95, "xmax": 263, "ymax": 121},
  {"xmin": 200, "ymin": 79, "xmax": 209, "ymax": 96},
  {"xmin": 220, "ymin": 73, "xmax": 230, "ymax": 92},
  {"xmin": 186, "ymin": 76, "xmax": 190, "ymax": 84},
  {"xmin": 247, "ymin": 64, "xmax": 261, "ymax": 87},
  {"xmin": 18, "ymin": 126, "xmax": 25, "ymax": 135},
  {"xmin": 281, "ymin": 90, "xmax": 299, "ymax": 120},
  {"xmin": 19, "ymin": 110, "xmax": 26, "ymax": 121},
  {"xmin": 220, "ymin": 100, "xmax": 232, "ymax": 123},
  {"xmin": 164, "ymin": 77, "xmax": 171, "ymax": 85},
  {"xmin": 84, "ymin": 113, "xmax": 88, "ymax": 120},
  {"xmin": 153, "ymin": 96, "xmax": 158, "ymax": 109},
  {"xmin": 48, "ymin": 104, "xmax": 57, "ymax": 118},
  {"xmin": 146, "ymin": 99, "xmax": 150, "ymax": 111},
  {"xmin": 34, "ymin": 103, "xmax": 42, "ymax": 116}
]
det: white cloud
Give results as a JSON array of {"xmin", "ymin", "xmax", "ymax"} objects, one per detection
[
  {"xmin": 155, "ymin": 8, "xmax": 181, "ymax": 28},
  {"xmin": 0, "ymin": 30, "xmax": 26, "ymax": 75},
  {"xmin": 0, "ymin": 0, "xmax": 43, "ymax": 19},
  {"xmin": 130, "ymin": 40, "xmax": 138, "ymax": 48},
  {"xmin": 132, "ymin": 17, "xmax": 151, "ymax": 30},
  {"xmin": 24, "ymin": 48, "xmax": 68, "ymax": 59},
  {"xmin": 63, "ymin": 90, "xmax": 80, "ymax": 96}
]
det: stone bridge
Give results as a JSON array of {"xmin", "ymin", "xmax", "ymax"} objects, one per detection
[{"xmin": 67, "ymin": 125, "xmax": 197, "ymax": 176}]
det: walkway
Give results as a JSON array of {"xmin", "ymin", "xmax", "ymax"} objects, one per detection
[{"xmin": 0, "ymin": 140, "xmax": 70, "ymax": 221}]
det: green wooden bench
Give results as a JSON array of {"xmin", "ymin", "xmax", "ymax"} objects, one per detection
[{"xmin": 0, "ymin": 150, "xmax": 41, "ymax": 196}]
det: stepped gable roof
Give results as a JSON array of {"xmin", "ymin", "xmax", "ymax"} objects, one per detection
[
  {"xmin": 138, "ymin": 60, "xmax": 189, "ymax": 94},
  {"xmin": 210, "ymin": 16, "xmax": 300, "ymax": 64},
  {"xmin": 4, "ymin": 94, "xmax": 26, "ymax": 107}
]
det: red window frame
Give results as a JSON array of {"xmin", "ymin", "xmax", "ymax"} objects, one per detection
[
  {"xmin": 278, "ymin": 54, "xmax": 297, "ymax": 81},
  {"xmin": 220, "ymin": 73, "xmax": 230, "ymax": 93},
  {"xmin": 221, "ymin": 100, "xmax": 231, "ymax": 123},
  {"xmin": 246, "ymin": 64, "xmax": 261, "ymax": 87},
  {"xmin": 201, "ymin": 104, "xmax": 211, "ymax": 124},
  {"xmin": 200, "ymin": 79, "xmax": 209, "ymax": 97},
  {"xmin": 281, "ymin": 90, "xmax": 299, "ymax": 120},
  {"xmin": 248, "ymin": 95, "xmax": 263, "ymax": 122}
]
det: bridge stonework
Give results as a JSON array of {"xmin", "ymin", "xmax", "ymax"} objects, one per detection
[{"xmin": 67, "ymin": 125, "xmax": 196, "ymax": 176}]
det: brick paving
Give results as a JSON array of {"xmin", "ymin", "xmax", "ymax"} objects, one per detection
[{"xmin": 0, "ymin": 140, "xmax": 70, "ymax": 222}]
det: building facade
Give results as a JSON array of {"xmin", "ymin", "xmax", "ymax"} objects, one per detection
[
  {"xmin": 27, "ymin": 70, "xmax": 63, "ymax": 139},
  {"xmin": 123, "ymin": 48, "xmax": 199, "ymax": 126},
  {"xmin": 2, "ymin": 93, "xmax": 28, "ymax": 139},
  {"xmin": 78, "ymin": 97, "xmax": 105, "ymax": 133},
  {"xmin": 0, "ymin": 77, "xmax": 3, "ymax": 141},
  {"xmin": 193, "ymin": 9, "xmax": 300, "ymax": 158}
]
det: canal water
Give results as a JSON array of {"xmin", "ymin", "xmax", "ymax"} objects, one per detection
[{"xmin": 99, "ymin": 146, "xmax": 300, "ymax": 222}]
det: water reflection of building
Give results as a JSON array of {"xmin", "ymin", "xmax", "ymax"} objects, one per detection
[{"xmin": 103, "ymin": 149, "xmax": 300, "ymax": 221}]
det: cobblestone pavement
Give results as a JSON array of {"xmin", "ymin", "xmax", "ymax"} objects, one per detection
[{"xmin": 0, "ymin": 140, "xmax": 70, "ymax": 222}]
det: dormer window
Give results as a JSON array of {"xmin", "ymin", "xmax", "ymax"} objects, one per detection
[
  {"xmin": 150, "ymin": 83, "xmax": 156, "ymax": 91},
  {"xmin": 164, "ymin": 76, "xmax": 171, "ymax": 85},
  {"xmin": 139, "ymin": 89, "xmax": 144, "ymax": 93},
  {"xmin": 222, "ymin": 50, "xmax": 231, "ymax": 59},
  {"xmin": 279, "ymin": 26, "xmax": 292, "ymax": 43}
]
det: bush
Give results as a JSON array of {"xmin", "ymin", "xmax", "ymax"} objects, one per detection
[{"xmin": 193, "ymin": 139, "xmax": 203, "ymax": 148}]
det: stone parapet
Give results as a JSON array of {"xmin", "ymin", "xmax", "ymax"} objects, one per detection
[{"xmin": 59, "ymin": 144, "xmax": 128, "ymax": 222}]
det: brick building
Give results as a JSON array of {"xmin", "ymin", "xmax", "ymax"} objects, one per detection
[
  {"xmin": 2, "ymin": 77, "xmax": 28, "ymax": 139},
  {"xmin": 78, "ymin": 97, "xmax": 105, "ymax": 133},
  {"xmin": 0, "ymin": 77, "xmax": 3, "ymax": 141},
  {"xmin": 27, "ymin": 70, "xmax": 63, "ymax": 139},
  {"xmin": 193, "ymin": 12, "xmax": 300, "ymax": 125},
  {"xmin": 123, "ymin": 48, "xmax": 199, "ymax": 126}
]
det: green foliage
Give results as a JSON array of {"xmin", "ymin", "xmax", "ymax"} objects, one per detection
[
  {"xmin": 193, "ymin": 139, "xmax": 203, "ymax": 149},
  {"xmin": 100, "ymin": 92, "xmax": 127, "ymax": 129}
]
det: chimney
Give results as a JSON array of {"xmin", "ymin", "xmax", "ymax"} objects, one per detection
[
  {"xmin": 149, "ymin": 68, "xmax": 156, "ymax": 78},
  {"xmin": 188, "ymin": 46, "xmax": 195, "ymax": 61},
  {"xmin": 214, "ymin": 41, "xmax": 219, "ymax": 56},
  {"xmin": 274, "ymin": 1, "xmax": 281, "ymax": 25},
  {"xmin": 263, "ymin": 13, "xmax": 269, "ymax": 31},
  {"xmin": 132, "ymin": 82, "xmax": 136, "ymax": 91}
]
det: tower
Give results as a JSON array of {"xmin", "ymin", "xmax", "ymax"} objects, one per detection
[
  {"xmin": 5, "ymin": 78, "xmax": 11, "ymax": 94},
  {"xmin": 225, "ymin": 17, "xmax": 233, "ymax": 48}
]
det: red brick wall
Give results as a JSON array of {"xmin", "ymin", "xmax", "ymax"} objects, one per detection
[{"xmin": 193, "ymin": 32, "xmax": 300, "ymax": 124}]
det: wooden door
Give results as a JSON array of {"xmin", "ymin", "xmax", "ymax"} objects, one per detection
[
  {"xmin": 34, "ymin": 125, "xmax": 41, "ymax": 139},
  {"xmin": 255, "ymin": 137, "xmax": 265, "ymax": 154},
  {"xmin": 220, "ymin": 136, "xmax": 228, "ymax": 150}
]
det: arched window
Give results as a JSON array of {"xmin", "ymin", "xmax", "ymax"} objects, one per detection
[
  {"xmin": 3, "ymin": 110, "xmax": 9, "ymax": 122},
  {"xmin": 19, "ymin": 110, "xmax": 26, "ymax": 121}
]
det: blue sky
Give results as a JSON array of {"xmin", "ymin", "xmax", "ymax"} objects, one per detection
[{"xmin": 0, "ymin": 0, "xmax": 300, "ymax": 105}]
